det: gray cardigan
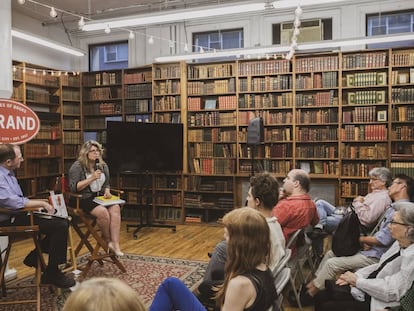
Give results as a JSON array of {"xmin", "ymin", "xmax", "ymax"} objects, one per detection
[{"xmin": 68, "ymin": 160, "xmax": 110, "ymax": 199}]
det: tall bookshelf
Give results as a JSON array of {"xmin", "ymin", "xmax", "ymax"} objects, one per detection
[
  {"xmin": 11, "ymin": 62, "xmax": 63, "ymax": 197},
  {"xmin": 82, "ymin": 70, "xmax": 123, "ymax": 144},
  {"xmin": 61, "ymin": 73, "xmax": 82, "ymax": 173}
]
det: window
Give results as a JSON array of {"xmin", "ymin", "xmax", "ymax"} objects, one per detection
[
  {"xmin": 193, "ymin": 28, "xmax": 244, "ymax": 52},
  {"xmin": 89, "ymin": 41, "xmax": 128, "ymax": 71},
  {"xmin": 367, "ymin": 10, "xmax": 414, "ymax": 49}
]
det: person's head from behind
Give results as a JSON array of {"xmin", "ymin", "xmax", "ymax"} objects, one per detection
[
  {"xmin": 388, "ymin": 174, "xmax": 414, "ymax": 202},
  {"xmin": 368, "ymin": 167, "xmax": 392, "ymax": 190},
  {"xmin": 283, "ymin": 169, "xmax": 310, "ymax": 195},
  {"xmin": 389, "ymin": 201, "xmax": 414, "ymax": 248},
  {"xmin": 246, "ymin": 172, "xmax": 279, "ymax": 210},
  {"xmin": 62, "ymin": 277, "xmax": 146, "ymax": 311},
  {"xmin": 78, "ymin": 140, "xmax": 104, "ymax": 167}
]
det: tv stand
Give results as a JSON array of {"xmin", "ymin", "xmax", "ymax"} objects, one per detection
[{"xmin": 125, "ymin": 172, "xmax": 177, "ymax": 239}]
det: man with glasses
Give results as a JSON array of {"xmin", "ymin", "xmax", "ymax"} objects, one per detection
[
  {"xmin": 272, "ymin": 168, "xmax": 319, "ymax": 241},
  {"xmin": 306, "ymin": 173, "xmax": 414, "ymax": 297},
  {"xmin": 0, "ymin": 144, "xmax": 75, "ymax": 288}
]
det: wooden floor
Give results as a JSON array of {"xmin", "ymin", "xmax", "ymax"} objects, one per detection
[{"xmin": 7, "ymin": 220, "xmax": 313, "ymax": 311}]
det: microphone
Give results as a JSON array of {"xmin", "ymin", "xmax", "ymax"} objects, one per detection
[{"xmin": 95, "ymin": 159, "xmax": 100, "ymax": 171}]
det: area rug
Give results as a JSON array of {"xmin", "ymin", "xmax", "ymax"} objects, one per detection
[{"xmin": 1, "ymin": 254, "xmax": 208, "ymax": 310}]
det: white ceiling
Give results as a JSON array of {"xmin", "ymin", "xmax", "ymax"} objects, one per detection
[{"xmin": 13, "ymin": 0, "xmax": 243, "ymax": 26}]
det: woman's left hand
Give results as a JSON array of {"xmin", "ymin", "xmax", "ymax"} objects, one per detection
[{"xmin": 104, "ymin": 191, "xmax": 112, "ymax": 199}]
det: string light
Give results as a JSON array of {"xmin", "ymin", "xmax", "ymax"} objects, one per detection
[
  {"xmin": 183, "ymin": 43, "xmax": 189, "ymax": 52},
  {"xmin": 129, "ymin": 31, "xmax": 135, "ymax": 39},
  {"xmin": 12, "ymin": 64, "xmax": 80, "ymax": 77},
  {"xmin": 285, "ymin": 4, "xmax": 302, "ymax": 61},
  {"xmin": 104, "ymin": 25, "xmax": 111, "ymax": 34},
  {"xmin": 78, "ymin": 16, "xmax": 85, "ymax": 30},
  {"xmin": 17, "ymin": 0, "xmax": 26, "ymax": 4},
  {"xmin": 49, "ymin": 7, "xmax": 57, "ymax": 18},
  {"xmin": 148, "ymin": 36, "xmax": 154, "ymax": 44}
]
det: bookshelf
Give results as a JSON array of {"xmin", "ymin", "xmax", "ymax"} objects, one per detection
[
  {"xmin": 123, "ymin": 66, "xmax": 153, "ymax": 123},
  {"xmin": 82, "ymin": 70, "xmax": 123, "ymax": 144},
  {"xmin": 61, "ymin": 73, "xmax": 82, "ymax": 173},
  {"xmin": 11, "ymin": 62, "xmax": 63, "ymax": 197}
]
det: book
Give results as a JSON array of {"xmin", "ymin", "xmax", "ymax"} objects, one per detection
[
  {"xmin": 34, "ymin": 191, "xmax": 68, "ymax": 219},
  {"xmin": 93, "ymin": 195, "xmax": 126, "ymax": 206}
]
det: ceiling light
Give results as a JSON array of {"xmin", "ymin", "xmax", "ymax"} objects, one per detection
[
  {"xmin": 104, "ymin": 25, "xmax": 111, "ymax": 34},
  {"xmin": 49, "ymin": 7, "xmax": 57, "ymax": 18},
  {"xmin": 83, "ymin": 3, "xmax": 266, "ymax": 31},
  {"xmin": 11, "ymin": 29, "xmax": 85, "ymax": 57},
  {"xmin": 129, "ymin": 31, "xmax": 135, "ymax": 39},
  {"xmin": 78, "ymin": 16, "xmax": 85, "ymax": 30},
  {"xmin": 17, "ymin": 0, "xmax": 26, "ymax": 4},
  {"xmin": 183, "ymin": 43, "xmax": 189, "ymax": 52},
  {"xmin": 148, "ymin": 36, "xmax": 154, "ymax": 44}
]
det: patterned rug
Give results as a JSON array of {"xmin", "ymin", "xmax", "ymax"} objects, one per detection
[{"xmin": 1, "ymin": 254, "xmax": 208, "ymax": 310}]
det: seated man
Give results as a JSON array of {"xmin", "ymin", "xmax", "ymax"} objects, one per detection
[
  {"xmin": 272, "ymin": 169, "xmax": 319, "ymax": 242},
  {"xmin": 198, "ymin": 172, "xmax": 285, "ymax": 300},
  {"xmin": 315, "ymin": 167, "xmax": 392, "ymax": 234},
  {"xmin": 306, "ymin": 174, "xmax": 414, "ymax": 297},
  {"xmin": 0, "ymin": 144, "xmax": 75, "ymax": 288}
]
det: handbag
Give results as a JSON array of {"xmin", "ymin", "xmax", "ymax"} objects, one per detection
[
  {"xmin": 325, "ymin": 279, "xmax": 353, "ymax": 301},
  {"xmin": 331, "ymin": 205, "xmax": 361, "ymax": 257}
]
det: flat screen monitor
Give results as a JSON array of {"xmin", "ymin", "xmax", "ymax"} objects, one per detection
[{"xmin": 106, "ymin": 121, "xmax": 183, "ymax": 173}]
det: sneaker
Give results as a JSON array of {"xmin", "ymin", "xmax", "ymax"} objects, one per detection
[
  {"xmin": 23, "ymin": 250, "xmax": 38, "ymax": 268},
  {"xmin": 41, "ymin": 270, "xmax": 75, "ymax": 288}
]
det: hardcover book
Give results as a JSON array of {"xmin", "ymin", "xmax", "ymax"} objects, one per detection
[{"xmin": 93, "ymin": 195, "xmax": 126, "ymax": 206}]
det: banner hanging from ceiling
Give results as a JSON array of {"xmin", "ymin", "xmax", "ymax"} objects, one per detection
[{"xmin": 0, "ymin": 99, "xmax": 40, "ymax": 144}]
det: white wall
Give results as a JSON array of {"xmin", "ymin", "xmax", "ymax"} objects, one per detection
[{"xmin": 10, "ymin": 0, "xmax": 414, "ymax": 70}]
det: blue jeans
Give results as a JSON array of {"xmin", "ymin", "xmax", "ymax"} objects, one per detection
[
  {"xmin": 149, "ymin": 277, "xmax": 207, "ymax": 311},
  {"xmin": 316, "ymin": 199, "xmax": 343, "ymax": 233}
]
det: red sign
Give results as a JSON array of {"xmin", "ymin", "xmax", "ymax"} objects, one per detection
[{"xmin": 0, "ymin": 99, "xmax": 40, "ymax": 144}]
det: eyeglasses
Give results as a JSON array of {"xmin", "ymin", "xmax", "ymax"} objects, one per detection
[
  {"xmin": 392, "ymin": 180, "xmax": 406, "ymax": 186},
  {"xmin": 389, "ymin": 220, "xmax": 408, "ymax": 226},
  {"xmin": 88, "ymin": 149, "xmax": 100, "ymax": 153}
]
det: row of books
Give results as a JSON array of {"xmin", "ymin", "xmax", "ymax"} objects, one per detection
[
  {"xmin": 296, "ymin": 108, "xmax": 338, "ymax": 123},
  {"xmin": 25, "ymin": 72, "xmax": 60, "ymax": 87},
  {"xmin": 341, "ymin": 181, "xmax": 369, "ymax": 197},
  {"xmin": 391, "ymin": 51, "xmax": 414, "ymax": 67},
  {"xmin": 295, "ymin": 127, "xmax": 338, "ymax": 141},
  {"xmin": 263, "ymin": 128, "xmax": 292, "ymax": 141},
  {"xmin": 185, "ymin": 176, "xmax": 233, "ymax": 192},
  {"xmin": 238, "ymin": 59, "xmax": 291, "ymax": 76},
  {"xmin": 187, "ymin": 78, "xmax": 236, "ymax": 95},
  {"xmin": 26, "ymin": 87, "xmax": 57, "ymax": 105},
  {"xmin": 187, "ymin": 128, "xmax": 237, "ymax": 142},
  {"xmin": 342, "ymin": 52, "xmax": 387, "ymax": 70},
  {"xmin": 341, "ymin": 124, "xmax": 387, "ymax": 141},
  {"xmin": 153, "ymin": 80, "xmax": 181, "ymax": 95},
  {"xmin": 341, "ymin": 144, "xmax": 387, "ymax": 159},
  {"xmin": 392, "ymin": 126, "xmax": 414, "ymax": 140},
  {"xmin": 123, "ymin": 71, "xmax": 152, "ymax": 84},
  {"xmin": 188, "ymin": 63, "xmax": 234, "ymax": 79},
  {"xmin": 17, "ymin": 158, "xmax": 60, "ymax": 177},
  {"xmin": 391, "ymin": 87, "xmax": 414, "ymax": 103},
  {"xmin": 346, "ymin": 90, "xmax": 386, "ymax": 105},
  {"xmin": 83, "ymin": 72, "xmax": 122, "ymax": 87},
  {"xmin": 190, "ymin": 158, "xmax": 236, "ymax": 175},
  {"xmin": 342, "ymin": 106, "xmax": 384, "ymax": 123},
  {"xmin": 344, "ymin": 72, "xmax": 387, "ymax": 87},
  {"xmin": 238, "ymin": 93, "xmax": 294, "ymax": 109},
  {"xmin": 238, "ymin": 159, "xmax": 292, "ymax": 175},
  {"xmin": 62, "ymin": 119, "xmax": 80, "ymax": 130},
  {"xmin": 391, "ymin": 162, "xmax": 414, "ymax": 178},
  {"xmin": 296, "ymin": 72, "xmax": 338, "ymax": 89},
  {"xmin": 124, "ymin": 84, "xmax": 152, "ymax": 98},
  {"xmin": 187, "ymin": 96, "xmax": 237, "ymax": 111},
  {"xmin": 155, "ymin": 176, "xmax": 182, "ymax": 189},
  {"xmin": 298, "ymin": 160, "xmax": 339, "ymax": 175},
  {"xmin": 63, "ymin": 131, "xmax": 82, "ymax": 147},
  {"xmin": 63, "ymin": 144, "xmax": 80, "ymax": 158},
  {"xmin": 62, "ymin": 88, "xmax": 80, "ymax": 101},
  {"xmin": 239, "ymin": 75, "xmax": 292, "ymax": 92},
  {"xmin": 24, "ymin": 143, "xmax": 62, "ymax": 157},
  {"xmin": 153, "ymin": 66, "xmax": 181, "ymax": 80},
  {"xmin": 153, "ymin": 95, "xmax": 181, "ymax": 110},
  {"xmin": 124, "ymin": 99, "xmax": 152, "ymax": 113},
  {"xmin": 341, "ymin": 163, "xmax": 386, "ymax": 177},
  {"xmin": 188, "ymin": 111, "xmax": 236, "ymax": 127},
  {"xmin": 295, "ymin": 91, "xmax": 337, "ymax": 107},
  {"xmin": 390, "ymin": 69, "xmax": 414, "ymax": 85},
  {"xmin": 189, "ymin": 143, "xmax": 236, "ymax": 158},
  {"xmin": 296, "ymin": 56, "xmax": 339, "ymax": 72},
  {"xmin": 296, "ymin": 145, "xmax": 338, "ymax": 158},
  {"xmin": 61, "ymin": 75, "xmax": 80, "ymax": 87},
  {"xmin": 62, "ymin": 103, "xmax": 80, "ymax": 114},
  {"xmin": 83, "ymin": 103, "xmax": 122, "ymax": 115},
  {"xmin": 154, "ymin": 112, "xmax": 181, "ymax": 123}
]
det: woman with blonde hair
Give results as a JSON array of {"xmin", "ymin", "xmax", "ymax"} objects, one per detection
[
  {"xmin": 149, "ymin": 207, "xmax": 277, "ymax": 310},
  {"xmin": 68, "ymin": 140, "xmax": 123, "ymax": 256},
  {"xmin": 62, "ymin": 278, "xmax": 146, "ymax": 311}
]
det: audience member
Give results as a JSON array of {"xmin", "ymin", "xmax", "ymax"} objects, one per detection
[
  {"xmin": 314, "ymin": 201, "xmax": 414, "ymax": 311},
  {"xmin": 307, "ymin": 174, "xmax": 414, "ymax": 297},
  {"xmin": 272, "ymin": 168, "xmax": 319, "ymax": 241},
  {"xmin": 63, "ymin": 277, "xmax": 146, "ymax": 311},
  {"xmin": 68, "ymin": 140, "xmax": 123, "ymax": 256},
  {"xmin": 0, "ymin": 144, "xmax": 75, "ymax": 288},
  {"xmin": 150, "ymin": 207, "xmax": 277, "ymax": 311},
  {"xmin": 199, "ymin": 172, "xmax": 284, "ymax": 303},
  {"xmin": 315, "ymin": 167, "xmax": 392, "ymax": 233}
]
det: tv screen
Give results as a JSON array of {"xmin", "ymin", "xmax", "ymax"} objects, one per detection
[{"xmin": 106, "ymin": 121, "xmax": 183, "ymax": 173}]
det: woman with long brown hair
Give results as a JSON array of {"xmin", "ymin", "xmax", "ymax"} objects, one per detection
[{"xmin": 149, "ymin": 207, "xmax": 277, "ymax": 310}]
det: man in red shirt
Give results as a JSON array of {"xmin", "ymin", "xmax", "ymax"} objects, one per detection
[{"xmin": 273, "ymin": 169, "xmax": 319, "ymax": 241}]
